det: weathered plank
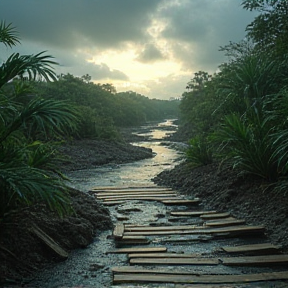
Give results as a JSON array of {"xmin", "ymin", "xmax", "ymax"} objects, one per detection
[
  {"xmin": 205, "ymin": 219, "xmax": 245, "ymax": 227},
  {"xmin": 170, "ymin": 211, "xmax": 217, "ymax": 217},
  {"xmin": 222, "ymin": 254, "xmax": 288, "ymax": 266},
  {"xmin": 92, "ymin": 186, "xmax": 172, "ymax": 192},
  {"xmin": 107, "ymin": 247, "xmax": 167, "ymax": 254},
  {"xmin": 113, "ymin": 223, "xmax": 125, "ymax": 239},
  {"xmin": 125, "ymin": 224, "xmax": 200, "ymax": 232},
  {"xmin": 123, "ymin": 225, "xmax": 265, "ymax": 236},
  {"xmin": 97, "ymin": 193, "xmax": 178, "ymax": 199},
  {"xmin": 130, "ymin": 257, "xmax": 219, "ymax": 265},
  {"xmin": 128, "ymin": 252, "xmax": 201, "ymax": 259},
  {"xmin": 200, "ymin": 213, "xmax": 230, "ymax": 220},
  {"xmin": 117, "ymin": 235, "xmax": 150, "ymax": 245},
  {"xmin": 103, "ymin": 196, "xmax": 181, "ymax": 202},
  {"xmin": 96, "ymin": 191, "xmax": 177, "ymax": 198},
  {"xmin": 30, "ymin": 225, "xmax": 68, "ymax": 259},
  {"xmin": 162, "ymin": 199, "xmax": 201, "ymax": 205},
  {"xmin": 113, "ymin": 270, "xmax": 288, "ymax": 284},
  {"xmin": 222, "ymin": 243, "xmax": 281, "ymax": 254}
]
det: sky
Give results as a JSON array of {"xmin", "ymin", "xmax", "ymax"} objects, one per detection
[{"xmin": 0, "ymin": 0, "xmax": 257, "ymax": 100}]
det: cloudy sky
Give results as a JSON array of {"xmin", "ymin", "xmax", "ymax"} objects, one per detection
[{"xmin": 0, "ymin": 0, "xmax": 257, "ymax": 100}]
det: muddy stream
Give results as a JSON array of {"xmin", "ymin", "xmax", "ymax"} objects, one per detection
[{"xmin": 27, "ymin": 120, "xmax": 287, "ymax": 288}]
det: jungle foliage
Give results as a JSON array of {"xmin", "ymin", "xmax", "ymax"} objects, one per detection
[{"xmin": 181, "ymin": 1, "xmax": 288, "ymax": 185}]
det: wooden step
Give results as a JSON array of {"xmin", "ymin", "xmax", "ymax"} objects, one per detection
[
  {"xmin": 128, "ymin": 252, "xmax": 201, "ymax": 259},
  {"xmin": 107, "ymin": 247, "xmax": 167, "ymax": 254},
  {"xmin": 92, "ymin": 186, "xmax": 172, "ymax": 192},
  {"xmin": 130, "ymin": 257, "xmax": 219, "ymax": 265},
  {"xmin": 200, "ymin": 213, "xmax": 230, "ymax": 220},
  {"xmin": 97, "ymin": 193, "xmax": 178, "ymax": 199},
  {"xmin": 123, "ymin": 225, "xmax": 265, "ymax": 236},
  {"xmin": 96, "ymin": 191, "xmax": 177, "ymax": 197},
  {"xmin": 113, "ymin": 270, "xmax": 288, "ymax": 284},
  {"xmin": 170, "ymin": 211, "xmax": 217, "ymax": 217},
  {"xmin": 222, "ymin": 243, "xmax": 281, "ymax": 254},
  {"xmin": 205, "ymin": 219, "xmax": 245, "ymax": 227},
  {"xmin": 161, "ymin": 199, "xmax": 201, "ymax": 205},
  {"xmin": 102, "ymin": 196, "xmax": 181, "ymax": 202},
  {"xmin": 222, "ymin": 254, "xmax": 288, "ymax": 266}
]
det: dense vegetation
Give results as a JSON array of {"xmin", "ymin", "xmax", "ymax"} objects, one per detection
[
  {"xmin": 181, "ymin": 0, "xmax": 288, "ymax": 189},
  {"xmin": 0, "ymin": 21, "xmax": 179, "ymax": 222}
]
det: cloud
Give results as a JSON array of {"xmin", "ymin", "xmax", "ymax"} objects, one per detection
[{"xmin": 136, "ymin": 43, "xmax": 165, "ymax": 63}]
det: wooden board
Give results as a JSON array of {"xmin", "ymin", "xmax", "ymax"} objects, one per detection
[
  {"xmin": 123, "ymin": 225, "xmax": 265, "ymax": 236},
  {"xmin": 103, "ymin": 196, "xmax": 181, "ymax": 202},
  {"xmin": 113, "ymin": 270, "xmax": 288, "ymax": 284},
  {"xmin": 170, "ymin": 211, "xmax": 217, "ymax": 217},
  {"xmin": 205, "ymin": 219, "xmax": 245, "ymax": 227},
  {"xmin": 222, "ymin": 254, "xmax": 288, "ymax": 266},
  {"xmin": 117, "ymin": 235, "xmax": 150, "ymax": 244},
  {"xmin": 113, "ymin": 223, "xmax": 124, "ymax": 239},
  {"xmin": 30, "ymin": 225, "xmax": 68, "ymax": 259},
  {"xmin": 128, "ymin": 253, "xmax": 200, "ymax": 259},
  {"xmin": 222, "ymin": 243, "xmax": 281, "ymax": 254},
  {"xmin": 162, "ymin": 199, "xmax": 200, "ymax": 205},
  {"xmin": 107, "ymin": 247, "xmax": 167, "ymax": 254},
  {"xmin": 125, "ymin": 224, "xmax": 200, "ymax": 232},
  {"xmin": 97, "ymin": 193, "xmax": 178, "ymax": 199},
  {"xmin": 130, "ymin": 257, "xmax": 219, "ymax": 265},
  {"xmin": 201, "ymin": 213, "xmax": 230, "ymax": 220},
  {"xmin": 96, "ymin": 190, "xmax": 176, "ymax": 196},
  {"xmin": 92, "ymin": 187, "xmax": 172, "ymax": 192}
]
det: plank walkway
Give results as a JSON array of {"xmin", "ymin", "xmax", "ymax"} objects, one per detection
[{"xmin": 94, "ymin": 186, "xmax": 288, "ymax": 286}]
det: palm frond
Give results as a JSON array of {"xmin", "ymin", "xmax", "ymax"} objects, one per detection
[{"xmin": 0, "ymin": 21, "xmax": 20, "ymax": 47}]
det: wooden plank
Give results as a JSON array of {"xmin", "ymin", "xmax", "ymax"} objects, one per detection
[
  {"xmin": 96, "ymin": 191, "xmax": 177, "ymax": 197},
  {"xmin": 92, "ymin": 187, "xmax": 172, "ymax": 192},
  {"xmin": 222, "ymin": 254, "xmax": 288, "ymax": 266},
  {"xmin": 123, "ymin": 225, "xmax": 265, "ymax": 236},
  {"xmin": 170, "ymin": 211, "xmax": 217, "ymax": 217},
  {"xmin": 222, "ymin": 243, "xmax": 281, "ymax": 254},
  {"xmin": 102, "ymin": 196, "xmax": 181, "ymax": 202},
  {"xmin": 162, "ymin": 199, "xmax": 200, "ymax": 205},
  {"xmin": 117, "ymin": 235, "xmax": 150, "ymax": 245},
  {"xmin": 113, "ymin": 223, "xmax": 124, "ymax": 239},
  {"xmin": 30, "ymin": 225, "xmax": 68, "ymax": 259},
  {"xmin": 97, "ymin": 193, "xmax": 178, "ymax": 199},
  {"xmin": 125, "ymin": 224, "xmax": 200, "ymax": 232},
  {"xmin": 107, "ymin": 247, "xmax": 167, "ymax": 254},
  {"xmin": 201, "ymin": 213, "xmax": 230, "ymax": 220},
  {"xmin": 113, "ymin": 271, "xmax": 288, "ymax": 284},
  {"xmin": 205, "ymin": 219, "xmax": 245, "ymax": 227},
  {"xmin": 130, "ymin": 257, "xmax": 219, "ymax": 265},
  {"xmin": 128, "ymin": 253, "xmax": 200, "ymax": 259}
]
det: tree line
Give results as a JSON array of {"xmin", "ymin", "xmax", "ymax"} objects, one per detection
[{"xmin": 180, "ymin": 0, "xmax": 288, "ymax": 190}]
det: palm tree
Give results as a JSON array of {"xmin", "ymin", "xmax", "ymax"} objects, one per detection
[{"xmin": 0, "ymin": 21, "xmax": 79, "ymax": 220}]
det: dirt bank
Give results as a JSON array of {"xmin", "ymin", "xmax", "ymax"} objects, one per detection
[
  {"xmin": 153, "ymin": 161, "xmax": 288, "ymax": 252},
  {"xmin": 0, "ymin": 135, "xmax": 154, "ymax": 286}
]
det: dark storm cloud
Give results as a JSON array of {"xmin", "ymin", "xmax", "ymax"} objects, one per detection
[
  {"xmin": 0, "ymin": 0, "xmax": 161, "ymax": 49},
  {"xmin": 136, "ymin": 43, "xmax": 165, "ymax": 63}
]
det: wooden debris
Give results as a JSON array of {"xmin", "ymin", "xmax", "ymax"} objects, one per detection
[
  {"xmin": 130, "ymin": 257, "xmax": 219, "ymax": 265},
  {"xmin": 97, "ymin": 194, "xmax": 178, "ymax": 200},
  {"xmin": 170, "ymin": 211, "xmax": 217, "ymax": 217},
  {"xmin": 102, "ymin": 196, "xmax": 181, "ymax": 202},
  {"xmin": 162, "ymin": 199, "xmax": 200, "ymax": 205},
  {"xmin": 96, "ymin": 190, "xmax": 176, "ymax": 197},
  {"xmin": 124, "ymin": 225, "xmax": 265, "ymax": 236},
  {"xmin": 107, "ymin": 247, "xmax": 167, "ymax": 254},
  {"xmin": 205, "ymin": 219, "xmax": 245, "ymax": 227},
  {"xmin": 125, "ymin": 224, "xmax": 200, "ymax": 232},
  {"xmin": 128, "ymin": 252, "xmax": 200, "ymax": 259},
  {"xmin": 222, "ymin": 243, "xmax": 281, "ymax": 254},
  {"xmin": 113, "ymin": 223, "xmax": 125, "ymax": 239},
  {"xmin": 30, "ymin": 225, "xmax": 68, "ymax": 259},
  {"xmin": 91, "ymin": 186, "xmax": 172, "ymax": 192},
  {"xmin": 113, "ymin": 270, "xmax": 288, "ymax": 284},
  {"xmin": 117, "ymin": 236, "xmax": 150, "ymax": 245},
  {"xmin": 201, "ymin": 213, "xmax": 230, "ymax": 220},
  {"xmin": 222, "ymin": 254, "xmax": 288, "ymax": 266}
]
